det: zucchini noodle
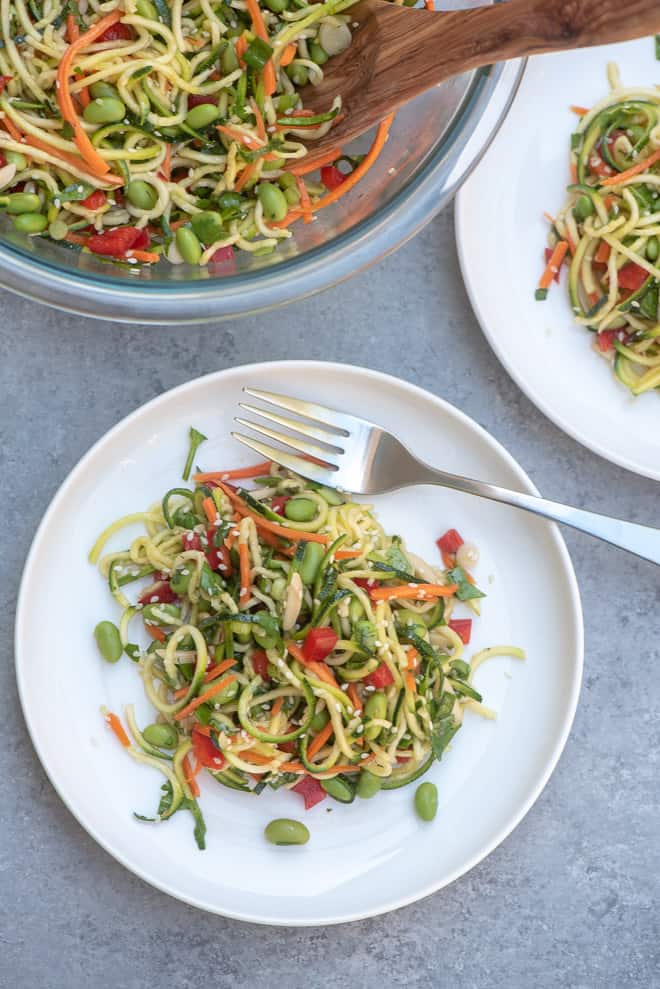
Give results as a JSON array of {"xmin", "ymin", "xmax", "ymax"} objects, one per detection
[
  {"xmin": 93, "ymin": 432, "xmax": 524, "ymax": 848},
  {"xmin": 0, "ymin": 0, "xmax": 392, "ymax": 267},
  {"xmin": 543, "ymin": 64, "xmax": 660, "ymax": 396}
]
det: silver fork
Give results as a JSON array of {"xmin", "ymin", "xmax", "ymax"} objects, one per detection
[{"xmin": 232, "ymin": 388, "xmax": 660, "ymax": 567}]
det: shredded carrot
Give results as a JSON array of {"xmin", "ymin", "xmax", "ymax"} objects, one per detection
[
  {"xmin": 335, "ymin": 549, "xmax": 362, "ymax": 560},
  {"xmin": 216, "ymin": 482, "xmax": 328, "ymax": 543},
  {"xmin": 217, "ymin": 123, "xmax": 264, "ymax": 150},
  {"xmin": 407, "ymin": 646, "xmax": 420, "ymax": 671},
  {"xmin": 255, "ymin": 527, "xmax": 296, "ymax": 557},
  {"xmin": 600, "ymin": 146, "xmax": 660, "ymax": 186},
  {"xmin": 424, "ymin": 0, "xmax": 434, "ymax": 8},
  {"xmin": 202, "ymin": 496, "xmax": 217, "ymax": 524},
  {"xmin": 570, "ymin": 105, "xmax": 589, "ymax": 116},
  {"xmin": 405, "ymin": 672, "xmax": 417, "ymax": 694},
  {"xmin": 174, "ymin": 674, "xmax": 239, "ymax": 721},
  {"xmin": 570, "ymin": 162, "xmax": 578, "ymax": 183},
  {"xmin": 235, "ymin": 34, "xmax": 248, "ymax": 65},
  {"xmin": 183, "ymin": 754, "xmax": 201, "ymax": 796},
  {"xmin": 539, "ymin": 240, "xmax": 569, "ymax": 291},
  {"xmin": 126, "ymin": 250, "xmax": 160, "ymax": 264},
  {"xmin": 66, "ymin": 13, "xmax": 79, "ymax": 41},
  {"xmin": 369, "ymin": 583, "xmax": 458, "ymax": 601},
  {"xmin": 307, "ymin": 719, "xmax": 334, "ymax": 758},
  {"xmin": 251, "ymin": 99, "xmax": 266, "ymax": 143},
  {"xmin": 271, "ymin": 697, "xmax": 284, "ymax": 720},
  {"xmin": 234, "ymin": 160, "xmax": 258, "ymax": 193},
  {"xmin": 105, "ymin": 711, "xmax": 130, "ymax": 747},
  {"xmin": 1, "ymin": 116, "xmax": 23, "ymax": 142},
  {"xmin": 9, "ymin": 129, "xmax": 118, "ymax": 185},
  {"xmin": 239, "ymin": 542, "xmax": 251, "ymax": 607},
  {"xmin": 203, "ymin": 657, "xmax": 236, "ymax": 684},
  {"xmin": 280, "ymin": 42, "xmax": 297, "ymax": 67},
  {"xmin": 325, "ymin": 759, "xmax": 374, "ymax": 774},
  {"xmin": 296, "ymin": 176, "xmax": 313, "ymax": 224},
  {"xmin": 194, "ymin": 723, "xmax": 212, "ymax": 736},
  {"xmin": 245, "ymin": 0, "xmax": 276, "ymax": 96},
  {"xmin": 224, "ymin": 514, "xmax": 241, "ymax": 550},
  {"xmin": 441, "ymin": 550, "xmax": 455, "ymax": 569},
  {"xmin": 287, "ymin": 147, "xmax": 342, "ymax": 177},
  {"xmin": 347, "ymin": 683, "xmax": 362, "ymax": 714},
  {"xmin": 57, "ymin": 10, "xmax": 123, "ymax": 176},
  {"xmin": 286, "ymin": 641, "xmax": 339, "ymax": 687},
  {"xmin": 146, "ymin": 624, "xmax": 167, "ymax": 642},
  {"xmin": 168, "ymin": 217, "xmax": 189, "ymax": 231},
  {"xmin": 159, "ymin": 143, "xmax": 172, "ymax": 182},
  {"xmin": 194, "ymin": 462, "xmax": 271, "ymax": 482},
  {"xmin": 595, "ymin": 241, "xmax": 611, "ymax": 264},
  {"xmin": 589, "ymin": 290, "xmax": 600, "ymax": 306}
]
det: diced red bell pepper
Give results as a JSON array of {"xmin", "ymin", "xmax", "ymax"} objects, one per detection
[
  {"xmin": 191, "ymin": 726, "xmax": 225, "ymax": 769},
  {"xmin": 187, "ymin": 94, "xmax": 217, "ymax": 109},
  {"xmin": 210, "ymin": 245, "xmax": 235, "ymax": 264},
  {"xmin": 252, "ymin": 649, "xmax": 270, "ymax": 680},
  {"xmin": 138, "ymin": 580, "xmax": 178, "ymax": 605},
  {"xmin": 588, "ymin": 150, "xmax": 614, "ymax": 179},
  {"xmin": 617, "ymin": 262, "xmax": 648, "ymax": 293},
  {"xmin": 302, "ymin": 627, "xmax": 338, "ymax": 664},
  {"xmin": 596, "ymin": 329, "xmax": 617, "ymax": 352},
  {"xmin": 320, "ymin": 164, "xmax": 345, "ymax": 191},
  {"xmin": 205, "ymin": 527, "xmax": 232, "ymax": 573},
  {"xmin": 293, "ymin": 776, "xmax": 327, "ymax": 810},
  {"xmin": 448, "ymin": 619, "xmax": 472, "ymax": 644},
  {"xmin": 363, "ymin": 663, "xmax": 394, "ymax": 689},
  {"xmin": 87, "ymin": 226, "xmax": 149, "ymax": 258},
  {"xmin": 81, "ymin": 189, "xmax": 107, "ymax": 211},
  {"xmin": 271, "ymin": 495, "xmax": 289, "ymax": 515},
  {"xmin": 437, "ymin": 529, "xmax": 464, "ymax": 555},
  {"xmin": 352, "ymin": 577, "xmax": 377, "ymax": 591},
  {"xmin": 0, "ymin": 76, "xmax": 12, "ymax": 95},
  {"xmin": 279, "ymin": 739, "xmax": 297, "ymax": 754},
  {"xmin": 182, "ymin": 531, "xmax": 203, "ymax": 551},
  {"xmin": 97, "ymin": 22, "xmax": 135, "ymax": 41}
]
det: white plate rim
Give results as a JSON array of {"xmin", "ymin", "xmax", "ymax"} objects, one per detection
[
  {"xmin": 454, "ymin": 52, "xmax": 660, "ymax": 483},
  {"xmin": 15, "ymin": 360, "xmax": 585, "ymax": 925}
]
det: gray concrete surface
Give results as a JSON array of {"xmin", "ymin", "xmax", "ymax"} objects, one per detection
[{"xmin": 1, "ymin": 208, "xmax": 658, "ymax": 988}]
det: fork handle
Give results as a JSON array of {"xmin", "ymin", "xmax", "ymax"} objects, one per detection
[{"xmin": 414, "ymin": 465, "xmax": 660, "ymax": 566}]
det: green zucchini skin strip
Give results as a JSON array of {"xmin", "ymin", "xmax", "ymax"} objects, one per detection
[{"xmin": 237, "ymin": 676, "xmax": 315, "ymax": 743}]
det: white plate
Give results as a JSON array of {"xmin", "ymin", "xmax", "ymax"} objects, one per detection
[
  {"xmin": 456, "ymin": 40, "xmax": 660, "ymax": 481},
  {"xmin": 15, "ymin": 361, "xmax": 583, "ymax": 925}
]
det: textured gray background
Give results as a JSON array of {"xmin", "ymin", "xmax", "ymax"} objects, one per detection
[{"xmin": 1, "ymin": 209, "xmax": 658, "ymax": 988}]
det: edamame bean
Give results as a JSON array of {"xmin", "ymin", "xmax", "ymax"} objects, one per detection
[
  {"xmin": 176, "ymin": 226, "xmax": 202, "ymax": 264},
  {"xmin": 142, "ymin": 602, "xmax": 181, "ymax": 623},
  {"xmin": 265, "ymin": 0, "xmax": 287, "ymax": 11},
  {"xmin": 286, "ymin": 63, "xmax": 308, "ymax": 87},
  {"xmin": 356, "ymin": 771, "xmax": 382, "ymax": 799},
  {"xmin": 1, "ymin": 192, "xmax": 41, "ymax": 214},
  {"xmin": 89, "ymin": 81, "xmax": 119, "ymax": 100},
  {"xmin": 279, "ymin": 173, "xmax": 297, "ymax": 191},
  {"xmin": 364, "ymin": 691, "xmax": 387, "ymax": 740},
  {"xmin": 143, "ymin": 722, "xmax": 179, "ymax": 748},
  {"xmin": 270, "ymin": 575, "xmax": 287, "ymax": 601},
  {"xmin": 265, "ymin": 818, "xmax": 310, "ymax": 845},
  {"xmin": 646, "ymin": 236, "xmax": 659, "ymax": 262},
  {"xmin": 284, "ymin": 497, "xmax": 317, "ymax": 522},
  {"xmin": 574, "ymin": 195, "xmax": 594, "ymax": 221},
  {"xmin": 283, "ymin": 186, "xmax": 300, "ymax": 206},
  {"xmin": 348, "ymin": 597, "xmax": 364, "ymax": 624},
  {"xmin": 321, "ymin": 777, "xmax": 355, "ymax": 803},
  {"xmin": 231, "ymin": 619, "xmax": 252, "ymax": 643},
  {"xmin": 221, "ymin": 44, "xmax": 239, "ymax": 74},
  {"xmin": 299, "ymin": 541, "xmax": 325, "ymax": 585},
  {"xmin": 94, "ymin": 620, "xmax": 122, "ymax": 663},
  {"xmin": 257, "ymin": 182, "xmax": 288, "ymax": 222},
  {"xmin": 414, "ymin": 781, "xmax": 438, "ymax": 822},
  {"xmin": 13, "ymin": 213, "xmax": 48, "ymax": 233},
  {"xmin": 135, "ymin": 0, "xmax": 158, "ymax": 17},
  {"xmin": 191, "ymin": 210, "xmax": 224, "ymax": 245},
  {"xmin": 126, "ymin": 179, "xmax": 158, "ymax": 210},
  {"xmin": 310, "ymin": 707, "xmax": 330, "ymax": 733},
  {"xmin": 308, "ymin": 41, "xmax": 328, "ymax": 65},
  {"xmin": 83, "ymin": 97, "xmax": 127, "ymax": 124},
  {"xmin": 169, "ymin": 568, "xmax": 192, "ymax": 595},
  {"xmin": 217, "ymin": 191, "xmax": 243, "ymax": 212},
  {"xmin": 185, "ymin": 102, "xmax": 220, "ymax": 130},
  {"xmin": 315, "ymin": 484, "xmax": 343, "ymax": 505},
  {"xmin": 4, "ymin": 150, "xmax": 27, "ymax": 170}
]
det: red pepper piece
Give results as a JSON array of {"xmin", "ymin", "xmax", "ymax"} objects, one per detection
[
  {"xmin": 448, "ymin": 619, "xmax": 472, "ymax": 644},
  {"xmin": 252, "ymin": 649, "xmax": 270, "ymax": 680},
  {"xmin": 138, "ymin": 581, "xmax": 178, "ymax": 606},
  {"xmin": 320, "ymin": 164, "xmax": 345, "ymax": 191},
  {"xmin": 97, "ymin": 22, "xmax": 135, "ymax": 41},
  {"xmin": 302, "ymin": 627, "xmax": 338, "ymax": 663},
  {"xmin": 437, "ymin": 529, "xmax": 464, "ymax": 555},
  {"xmin": 617, "ymin": 262, "xmax": 648, "ymax": 292},
  {"xmin": 363, "ymin": 663, "xmax": 394, "ymax": 689},
  {"xmin": 81, "ymin": 189, "xmax": 107, "ymax": 211},
  {"xmin": 87, "ymin": 226, "xmax": 149, "ymax": 258},
  {"xmin": 293, "ymin": 776, "xmax": 327, "ymax": 810},
  {"xmin": 191, "ymin": 725, "xmax": 226, "ymax": 769}
]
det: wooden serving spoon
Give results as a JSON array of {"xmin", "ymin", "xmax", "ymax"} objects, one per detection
[{"xmin": 298, "ymin": 0, "xmax": 660, "ymax": 154}]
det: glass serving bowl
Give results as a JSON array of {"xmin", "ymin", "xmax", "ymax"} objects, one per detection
[{"xmin": 0, "ymin": 32, "xmax": 523, "ymax": 323}]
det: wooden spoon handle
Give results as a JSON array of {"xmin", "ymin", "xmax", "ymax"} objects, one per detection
[{"xmin": 373, "ymin": 0, "xmax": 660, "ymax": 104}]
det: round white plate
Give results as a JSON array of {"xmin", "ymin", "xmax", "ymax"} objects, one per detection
[
  {"xmin": 16, "ymin": 361, "xmax": 583, "ymax": 925},
  {"xmin": 456, "ymin": 40, "xmax": 660, "ymax": 481}
]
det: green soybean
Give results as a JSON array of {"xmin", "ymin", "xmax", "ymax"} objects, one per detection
[
  {"xmin": 176, "ymin": 226, "xmax": 202, "ymax": 264},
  {"xmin": 135, "ymin": 0, "xmax": 158, "ymax": 17},
  {"xmin": 364, "ymin": 692, "xmax": 387, "ymax": 740},
  {"xmin": 574, "ymin": 195, "xmax": 594, "ymax": 221},
  {"xmin": 126, "ymin": 179, "xmax": 158, "ymax": 210},
  {"xmin": 191, "ymin": 210, "xmax": 224, "ymax": 245},
  {"xmin": 310, "ymin": 707, "xmax": 330, "ymax": 733},
  {"xmin": 265, "ymin": 0, "xmax": 287, "ymax": 10},
  {"xmin": 646, "ymin": 236, "xmax": 659, "ymax": 262},
  {"xmin": 169, "ymin": 568, "xmax": 192, "ymax": 595},
  {"xmin": 4, "ymin": 150, "xmax": 27, "ymax": 170},
  {"xmin": 143, "ymin": 722, "xmax": 179, "ymax": 748},
  {"xmin": 94, "ymin": 620, "xmax": 122, "ymax": 663},
  {"xmin": 265, "ymin": 818, "xmax": 310, "ymax": 845},
  {"xmin": 257, "ymin": 182, "xmax": 288, "ymax": 222},
  {"xmin": 221, "ymin": 44, "xmax": 239, "ymax": 74},
  {"xmin": 284, "ymin": 497, "xmax": 317, "ymax": 523},
  {"xmin": 414, "ymin": 781, "xmax": 438, "ymax": 822},
  {"xmin": 356, "ymin": 771, "xmax": 382, "ymax": 799},
  {"xmin": 270, "ymin": 575, "xmax": 287, "ymax": 601},
  {"xmin": 89, "ymin": 81, "xmax": 119, "ymax": 100},
  {"xmin": 286, "ymin": 63, "xmax": 308, "ymax": 87},
  {"xmin": 308, "ymin": 41, "xmax": 328, "ymax": 65},
  {"xmin": 321, "ymin": 777, "xmax": 355, "ymax": 803},
  {"xmin": 185, "ymin": 102, "xmax": 220, "ymax": 129},
  {"xmin": 2, "ymin": 192, "xmax": 41, "ymax": 214},
  {"xmin": 283, "ymin": 186, "xmax": 300, "ymax": 206},
  {"xmin": 299, "ymin": 541, "xmax": 325, "ymax": 585},
  {"xmin": 216, "ymin": 190, "xmax": 243, "ymax": 212},
  {"xmin": 83, "ymin": 97, "xmax": 127, "ymax": 124},
  {"xmin": 13, "ymin": 212, "xmax": 47, "ymax": 233}
]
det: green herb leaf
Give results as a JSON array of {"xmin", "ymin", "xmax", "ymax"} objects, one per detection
[
  {"xmin": 446, "ymin": 566, "xmax": 486, "ymax": 602},
  {"xmin": 431, "ymin": 718, "xmax": 460, "ymax": 761},
  {"xmin": 182, "ymin": 425, "xmax": 207, "ymax": 481}
]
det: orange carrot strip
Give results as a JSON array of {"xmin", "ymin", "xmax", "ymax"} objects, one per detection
[
  {"xmin": 193, "ymin": 461, "xmax": 271, "ymax": 482},
  {"xmin": 105, "ymin": 711, "xmax": 130, "ymax": 747},
  {"xmin": 66, "ymin": 13, "xmax": 79, "ymax": 41},
  {"xmin": 239, "ymin": 542, "xmax": 251, "ymax": 607},
  {"xmin": 347, "ymin": 683, "xmax": 362, "ymax": 714},
  {"xmin": 57, "ymin": 10, "xmax": 123, "ymax": 176},
  {"xmin": 126, "ymin": 250, "xmax": 160, "ymax": 264},
  {"xmin": 235, "ymin": 34, "xmax": 248, "ymax": 65},
  {"xmin": 307, "ymin": 719, "xmax": 334, "ymax": 758},
  {"xmin": 159, "ymin": 143, "xmax": 172, "ymax": 181},
  {"xmin": 255, "ymin": 528, "xmax": 296, "ymax": 557},
  {"xmin": 251, "ymin": 99, "xmax": 266, "ymax": 143},
  {"xmin": 570, "ymin": 162, "xmax": 578, "ymax": 183},
  {"xmin": 234, "ymin": 160, "xmax": 258, "ymax": 193},
  {"xmin": 442, "ymin": 550, "xmax": 455, "ymax": 569},
  {"xmin": 595, "ymin": 241, "xmax": 611, "ymax": 264},
  {"xmin": 539, "ymin": 240, "xmax": 569, "ymax": 291},
  {"xmin": 271, "ymin": 697, "xmax": 284, "ymax": 718},
  {"xmin": 204, "ymin": 657, "xmax": 236, "ymax": 684},
  {"xmin": 146, "ymin": 624, "xmax": 167, "ymax": 641},
  {"xmin": 280, "ymin": 42, "xmax": 297, "ymax": 67},
  {"xmin": 287, "ymin": 147, "xmax": 342, "ymax": 176},
  {"xmin": 184, "ymin": 754, "xmax": 201, "ymax": 796},
  {"xmin": 202, "ymin": 496, "xmax": 217, "ymax": 524},
  {"xmin": 335, "ymin": 549, "xmax": 362, "ymax": 560},
  {"xmin": 405, "ymin": 672, "xmax": 417, "ymax": 694},
  {"xmin": 245, "ymin": 0, "xmax": 275, "ymax": 96},
  {"xmin": 217, "ymin": 123, "xmax": 264, "ymax": 150},
  {"xmin": 216, "ymin": 482, "xmax": 328, "ymax": 543},
  {"xmin": 285, "ymin": 641, "xmax": 339, "ymax": 688},
  {"xmin": 1, "ymin": 116, "xmax": 23, "ymax": 142},
  {"xmin": 570, "ymin": 105, "xmax": 589, "ymax": 116},
  {"xmin": 407, "ymin": 646, "xmax": 420, "ymax": 671},
  {"xmin": 296, "ymin": 176, "xmax": 313, "ymax": 224},
  {"xmin": 369, "ymin": 583, "xmax": 458, "ymax": 601},
  {"xmin": 64, "ymin": 231, "xmax": 88, "ymax": 246},
  {"xmin": 600, "ymin": 147, "xmax": 660, "ymax": 187},
  {"xmin": 174, "ymin": 674, "xmax": 239, "ymax": 721}
]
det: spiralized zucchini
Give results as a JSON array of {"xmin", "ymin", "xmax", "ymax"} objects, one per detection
[{"xmin": 93, "ymin": 436, "xmax": 524, "ymax": 848}]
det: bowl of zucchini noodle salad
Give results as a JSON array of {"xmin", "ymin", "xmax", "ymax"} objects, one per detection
[
  {"xmin": 539, "ymin": 64, "xmax": 660, "ymax": 397},
  {"xmin": 90, "ymin": 429, "xmax": 524, "ymax": 850}
]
